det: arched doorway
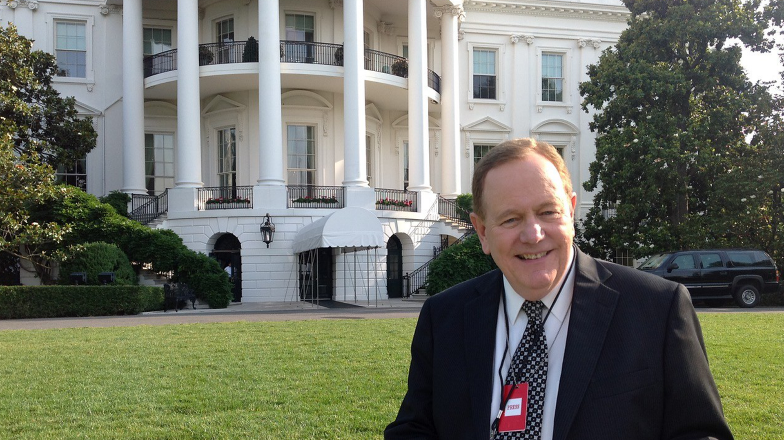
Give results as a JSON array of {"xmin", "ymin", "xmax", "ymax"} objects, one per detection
[
  {"xmin": 214, "ymin": 234, "xmax": 242, "ymax": 302},
  {"xmin": 387, "ymin": 236, "xmax": 403, "ymax": 298}
]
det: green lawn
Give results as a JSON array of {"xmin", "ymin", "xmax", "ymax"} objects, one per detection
[{"xmin": 0, "ymin": 314, "xmax": 781, "ymax": 439}]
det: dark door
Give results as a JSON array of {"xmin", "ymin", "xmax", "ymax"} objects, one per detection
[
  {"xmin": 387, "ymin": 236, "xmax": 403, "ymax": 298},
  {"xmin": 663, "ymin": 253, "xmax": 701, "ymax": 296},
  {"xmin": 299, "ymin": 248, "xmax": 332, "ymax": 301},
  {"xmin": 214, "ymin": 234, "xmax": 242, "ymax": 302},
  {"xmin": 697, "ymin": 252, "xmax": 731, "ymax": 297}
]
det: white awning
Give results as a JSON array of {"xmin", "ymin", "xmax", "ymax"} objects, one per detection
[{"xmin": 292, "ymin": 207, "xmax": 384, "ymax": 254}]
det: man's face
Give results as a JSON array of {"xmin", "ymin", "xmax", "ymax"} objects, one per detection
[{"xmin": 470, "ymin": 154, "xmax": 576, "ymax": 301}]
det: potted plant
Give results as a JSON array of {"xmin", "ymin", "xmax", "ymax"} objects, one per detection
[
  {"xmin": 391, "ymin": 59, "xmax": 408, "ymax": 78},
  {"xmin": 334, "ymin": 45, "xmax": 344, "ymax": 65},
  {"xmin": 243, "ymin": 36, "xmax": 259, "ymax": 63},
  {"xmin": 199, "ymin": 46, "xmax": 214, "ymax": 65}
]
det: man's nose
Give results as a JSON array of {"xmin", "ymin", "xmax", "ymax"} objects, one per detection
[{"xmin": 518, "ymin": 220, "xmax": 544, "ymax": 243}]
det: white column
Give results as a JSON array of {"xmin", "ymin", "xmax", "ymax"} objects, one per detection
[
  {"xmin": 257, "ymin": 0, "xmax": 285, "ymax": 186},
  {"xmin": 342, "ymin": 0, "xmax": 367, "ymax": 186},
  {"xmin": 407, "ymin": 0, "xmax": 430, "ymax": 192},
  {"xmin": 437, "ymin": 5, "xmax": 463, "ymax": 198},
  {"xmin": 121, "ymin": 0, "xmax": 147, "ymax": 194},
  {"xmin": 175, "ymin": 0, "xmax": 203, "ymax": 187}
]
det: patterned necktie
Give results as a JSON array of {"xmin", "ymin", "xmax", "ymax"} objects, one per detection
[{"xmin": 496, "ymin": 300, "xmax": 548, "ymax": 440}]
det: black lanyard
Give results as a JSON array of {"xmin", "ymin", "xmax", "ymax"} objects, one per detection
[{"xmin": 490, "ymin": 247, "xmax": 576, "ymax": 436}]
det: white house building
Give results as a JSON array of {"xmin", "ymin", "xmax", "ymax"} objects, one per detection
[{"xmin": 2, "ymin": 0, "xmax": 628, "ymax": 302}]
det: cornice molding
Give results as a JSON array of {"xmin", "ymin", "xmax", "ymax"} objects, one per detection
[{"xmin": 463, "ymin": 0, "xmax": 629, "ymax": 22}]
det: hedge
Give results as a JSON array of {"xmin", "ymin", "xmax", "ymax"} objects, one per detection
[
  {"xmin": 0, "ymin": 285, "xmax": 163, "ymax": 319},
  {"xmin": 425, "ymin": 233, "xmax": 497, "ymax": 295}
]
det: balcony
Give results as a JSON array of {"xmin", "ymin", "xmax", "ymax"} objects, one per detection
[
  {"xmin": 375, "ymin": 188, "xmax": 418, "ymax": 212},
  {"xmin": 143, "ymin": 40, "xmax": 440, "ymax": 94},
  {"xmin": 198, "ymin": 186, "xmax": 254, "ymax": 210},
  {"xmin": 287, "ymin": 185, "xmax": 346, "ymax": 209}
]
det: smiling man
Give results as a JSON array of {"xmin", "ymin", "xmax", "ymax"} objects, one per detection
[{"xmin": 385, "ymin": 138, "xmax": 733, "ymax": 440}]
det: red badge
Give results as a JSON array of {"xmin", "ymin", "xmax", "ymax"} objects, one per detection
[{"xmin": 498, "ymin": 383, "xmax": 528, "ymax": 432}]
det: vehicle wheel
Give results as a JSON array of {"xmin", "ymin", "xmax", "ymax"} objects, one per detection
[{"xmin": 734, "ymin": 284, "xmax": 760, "ymax": 308}]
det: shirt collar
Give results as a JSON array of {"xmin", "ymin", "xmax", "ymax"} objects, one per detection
[{"xmin": 501, "ymin": 246, "xmax": 576, "ymax": 326}]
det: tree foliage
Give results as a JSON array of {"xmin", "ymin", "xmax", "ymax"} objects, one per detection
[
  {"xmin": 0, "ymin": 24, "xmax": 97, "ymax": 166},
  {"xmin": 578, "ymin": 0, "xmax": 777, "ymax": 260}
]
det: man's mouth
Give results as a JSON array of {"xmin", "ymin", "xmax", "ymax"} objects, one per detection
[{"xmin": 518, "ymin": 251, "xmax": 548, "ymax": 260}]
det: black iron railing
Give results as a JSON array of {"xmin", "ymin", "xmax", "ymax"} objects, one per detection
[
  {"xmin": 402, "ymin": 229, "xmax": 475, "ymax": 297},
  {"xmin": 438, "ymin": 196, "xmax": 473, "ymax": 230},
  {"xmin": 280, "ymin": 41, "xmax": 343, "ymax": 65},
  {"xmin": 375, "ymin": 188, "xmax": 417, "ymax": 212},
  {"xmin": 287, "ymin": 185, "xmax": 345, "ymax": 209},
  {"xmin": 130, "ymin": 189, "xmax": 168, "ymax": 224},
  {"xmin": 198, "ymin": 186, "xmax": 253, "ymax": 210},
  {"xmin": 143, "ymin": 40, "xmax": 441, "ymax": 93}
]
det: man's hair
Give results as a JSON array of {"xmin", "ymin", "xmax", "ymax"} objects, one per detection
[{"xmin": 471, "ymin": 138, "xmax": 573, "ymax": 218}]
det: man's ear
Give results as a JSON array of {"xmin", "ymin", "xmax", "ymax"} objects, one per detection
[
  {"xmin": 569, "ymin": 192, "xmax": 577, "ymax": 218},
  {"xmin": 470, "ymin": 212, "xmax": 492, "ymax": 255}
]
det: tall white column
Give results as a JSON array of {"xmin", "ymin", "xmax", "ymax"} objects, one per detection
[
  {"xmin": 437, "ymin": 5, "xmax": 463, "ymax": 198},
  {"xmin": 175, "ymin": 0, "xmax": 203, "ymax": 187},
  {"xmin": 257, "ymin": 0, "xmax": 285, "ymax": 186},
  {"xmin": 342, "ymin": 0, "xmax": 367, "ymax": 187},
  {"xmin": 407, "ymin": 0, "xmax": 430, "ymax": 192},
  {"xmin": 121, "ymin": 0, "xmax": 147, "ymax": 194}
]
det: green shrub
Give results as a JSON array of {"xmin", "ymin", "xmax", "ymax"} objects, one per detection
[
  {"xmin": 243, "ymin": 36, "xmax": 259, "ymax": 62},
  {"xmin": 98, "ymin": 190, "xmax": 131, "ymax": 217},
  {"xmin": 455, "ymin": 193, "xmax": 473, "ymax": 223},
  {"xmin": 0, "ymin": 285, "xmax": 163, "ymax": 319},
  {"xmin": 425, "ymin": 233, "xmax": 496, "ymax": 295},
  {"xmin": 174, "ymin": 250, "xmax": 232, "ymax": 308},
  {"xmin": 58, "ymin": 242, "xmax": 137, "ymax": 285}
]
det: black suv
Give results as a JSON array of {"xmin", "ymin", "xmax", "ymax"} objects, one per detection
[{"xmin": 638, "ymin": 249, "xmax": 780, "ymax": 308}]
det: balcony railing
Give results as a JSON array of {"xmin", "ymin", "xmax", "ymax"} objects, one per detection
[
  {"xmin": 143, "ymin": 40, "xmax": 441, "ymax": 93},
  {"xmin": 198, "ymin": 186, "xmax": 253, "ymax": 210},
  {"xmin": 130, "ymin": 189, "xmax": 168, "ymax": 224},
  {"xmin": 287, "ymin": 185, "xmax": 345, "ymax": 209},
  {"xmin": 375, "ymin": 188, "xmax": 417, "ymax": 212}
]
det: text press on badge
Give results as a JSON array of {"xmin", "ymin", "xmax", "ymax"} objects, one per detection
[{"xmin": 498, "ymin": 383, "xmax": 528, "ymax": 432}]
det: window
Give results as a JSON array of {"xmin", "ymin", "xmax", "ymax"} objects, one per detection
[
  {"xmin": 216, "ymin": 18, "xmax": 234, "ymax": 43},
  {"xmin": 473, "ymin": 144, "xmax": 494, "ymax": 165},
  {"xmin": 287, "ymin": 125, "xmax": 316, "ymax": 185},
  {"xmin": 366, "ymin": 134, "xmax": 373, "ymax": 187},
  {"xmin": 672, "ymin": 255, "xmax": 696, "ymax": 270},
  {"xmin": 143, "ymin": 28, "xmax": 172, "ymax": 56},
  {"xmin": 218, "ymin": 127, "xmax": 236, "ymax": 188},
  {"xmin": 145, "ymin": 133, "xmax": 174, "ymax": 196},
  {"xmin": 542, "ymin": 53, "xmax": 564, "ymax": 102},
  {"xmin": 55, "ymin": 21, "xmax": 86, "ymax": 78},
  {"xmin": 473, "ymin": 49, "xmax": 496, "ymax": 100},
  {"xmin": 55, "ymin": 157, "xmax": 87, "ymax": 191},
  {"xmin": 403, "ymin": 141, "xmax": 409, "ymax": 190},
  {"xmin": 700, "ymin": 253, "xmax": 724, "ymax": 269},
  {"xmin": 285, "ymin": 14, "xmax": 315, "ymax": 62}
]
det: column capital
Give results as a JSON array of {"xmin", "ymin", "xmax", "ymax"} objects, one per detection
[
  {"xmin": 377, "ymin": 21, "xmax": 395, "ymax": 36},
  {"xmin": 100, "ymin": 4, "xmax": 122, "ymax": 15},
  {"xmin": 578, "ymin": 38, "xmax": 602, "ymax": 49},
  {"xmin": 8, "ymin": 0, "xmax": 39, "ymax": 10},
  {"xmin": 433, "ymin": 5, "xmax": 465, "ymax": 22},
  {"xmin": 329, "ymin": 0, "xmax": 343, "ymax": 9},
  {"xmin": 511, "ymin": 34, "xmax": 535, "ymax": 44}
]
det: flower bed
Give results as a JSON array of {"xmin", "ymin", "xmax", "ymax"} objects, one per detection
[
  {"xmin": 205, "ymin": 197, "xmax": 251, "ymax": 205},
  {"xmin": 376, "ymin": 198, "xmax": 413, "ymax": 207},
  {"xmin": 293, "ymin": 196, "xmax": 339, "ymax": 204}
]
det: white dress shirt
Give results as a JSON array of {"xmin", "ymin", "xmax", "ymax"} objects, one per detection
[{"xmin": 490, "ymin": 252, "xmax": 576, "ymax": 440}]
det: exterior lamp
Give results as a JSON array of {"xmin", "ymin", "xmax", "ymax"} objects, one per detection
[{"xmin": 260, "ymin": 213, "xmax": 275, "ymax": 248}]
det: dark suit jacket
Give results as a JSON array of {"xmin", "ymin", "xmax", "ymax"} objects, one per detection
[{"xmin": 385, "ymin": 249, "xmax": 733, "ymax": 440}]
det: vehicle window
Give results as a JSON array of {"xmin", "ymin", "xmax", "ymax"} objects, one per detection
[
  {"xmin": 700, "ymin": 253, "xmax": 723, "ymax": 268},
  {"xmin": 639, "ymin": 254, "xmax": 670, "ymax": 270},
  {"xmin": 752, "ymin": 251, "xmax": 774, "ymax": 267},
  {"xmin": 727, "ymin": 251, "xmax": 753, "ymax": 267},
  {"xmin": 672, "ymin": 255, "xmax": 696, "ymax": 269}
]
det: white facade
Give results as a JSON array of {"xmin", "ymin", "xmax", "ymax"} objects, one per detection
[{"xmin": 3, "ymin": 0, "xmax": 628, "ymax": 301}]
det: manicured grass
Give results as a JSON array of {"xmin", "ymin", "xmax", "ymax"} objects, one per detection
[{"xmin": 0, "ymin": 314, "xmax": 781, "ymax": 439}]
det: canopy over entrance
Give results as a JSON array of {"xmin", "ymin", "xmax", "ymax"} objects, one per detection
[{"xmin": 292, "ymin": 207, "xmax": 384, "ymax": 254}]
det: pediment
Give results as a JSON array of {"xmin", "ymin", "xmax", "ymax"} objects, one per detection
[
  {"xmin": 281, "ymin": 90, "xmax": 333, "ymax": 109},
  {"xmin": 144, "ymin": 101, "xmax": 177, "ymax": 118},
  {"xmin": 531, "ymin": 119, "xmax": 579, "ymax": 135},
  {"xmin": 391, "ymin": 114, "xmax": 441, "ymax": 129},
  {"xmin": 202, "ymin": 95, "xmax": 246, "ymax": 116},
  {"xmin": 462, "ymin": 117, "xmax": 511, "ymax": 133},
  {"xmin": 365, "ymin": 103, "xmax": 383, "ymax": 124},
  {"xmin": 74, "ymin": 100, "xmax": 101, "ymax": 116}
]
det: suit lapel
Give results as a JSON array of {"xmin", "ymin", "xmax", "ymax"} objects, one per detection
[
  {"xmin": 552, "ymin": 251, "xmax": 619, "ymax": 440},
  {"xmin": 464, "ymin": 270, "xmax": 502, "ymax": 439}
]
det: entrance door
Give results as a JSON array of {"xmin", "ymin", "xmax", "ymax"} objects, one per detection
[
  {"xmin": 387, "ymin": 236, "xmax": 403, "ymax": 298},
  {"xmin": 214, "ymin": 234, "xmax": 242, "ymax": 302},
  {"xmin": 299, "ymin": 248, "xmax": 333, "ymax": 301}
]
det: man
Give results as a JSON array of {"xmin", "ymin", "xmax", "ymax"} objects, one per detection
[{"xmin": 385, "ymin": 138, "xmax": 732, "ymax": 440}]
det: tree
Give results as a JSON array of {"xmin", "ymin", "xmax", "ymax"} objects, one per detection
[
  {"xmin": 578, "ymin": 0, "xmax": 774, "ymax": 259},
  {"xmin": 0, "ymin": 124, "xmax": 71, "ymax": 283},
  {"xmin": 0, "ymin": 24, "xmax": 97, "ymax": 166}
]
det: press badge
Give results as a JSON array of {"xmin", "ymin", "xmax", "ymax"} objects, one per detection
[{"xmin": 498, "ymin": 383, "xmax": 528, "ymax": 432}]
